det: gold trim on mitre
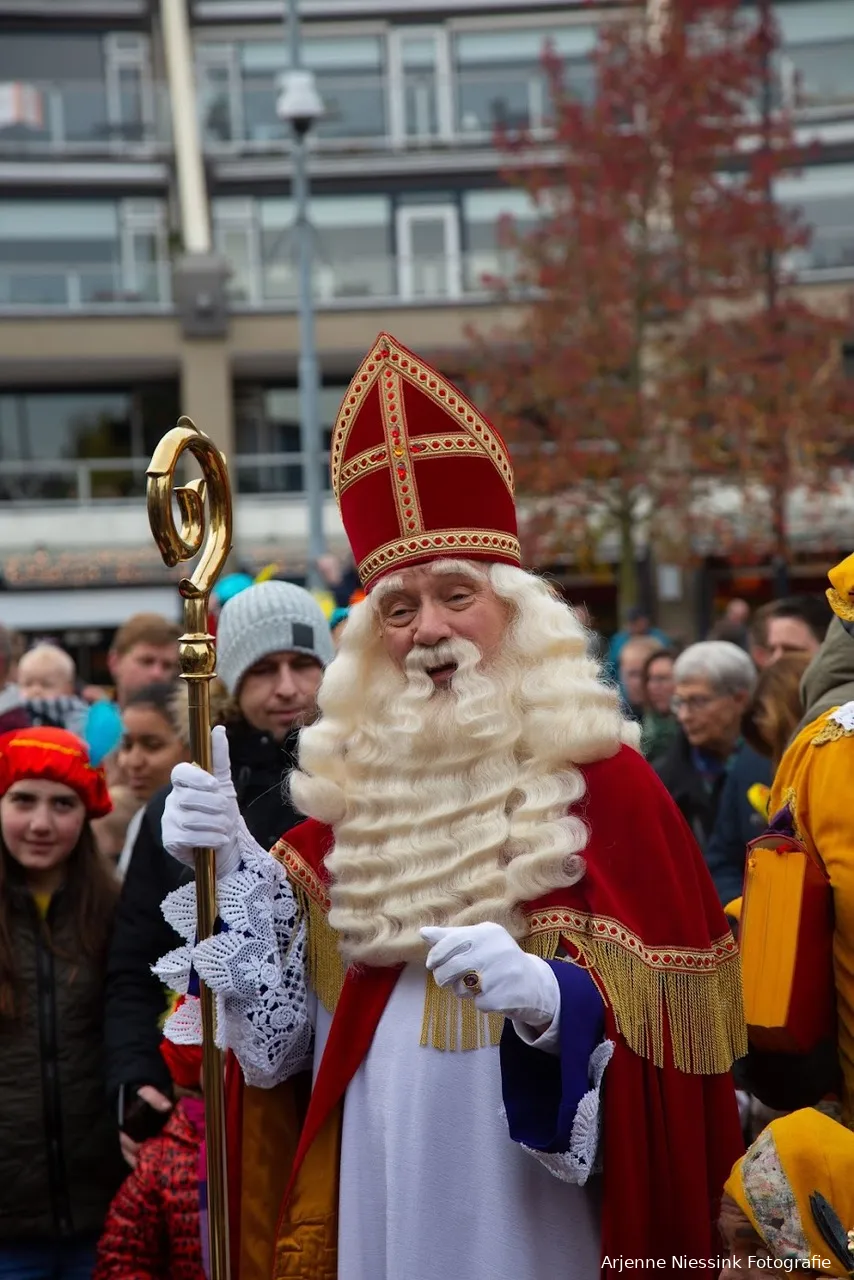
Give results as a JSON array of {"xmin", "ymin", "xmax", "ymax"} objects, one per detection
[
  {"xmin": 330, "ymin": 333, "xmax": 515, "ymax": 506},
  {"xmin": 357, "ymin": 528, "xmax": 522, "ymax": 587}
]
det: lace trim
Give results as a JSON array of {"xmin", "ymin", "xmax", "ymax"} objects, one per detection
[
  {"xmin": 515, "ymin": 1039, "xmax": 614, "ymax": 1187},
  {"xmin": 155, "ymin": 823, "xmax": 314, "ymax": 1089}
]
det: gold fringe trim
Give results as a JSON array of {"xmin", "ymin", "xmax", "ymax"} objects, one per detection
[
  {"xmin": 292, "ymin": 882, "xmax": 347, "ymax": 1016},
  {"xmin": 564, "ymin": 928, "xmax": 746, "ymax": 1074},
  {"xmin": 278, "ymin": 840, "xmax": 745, "ymax": 1070},
  {"xmin": 418, "ymin": 931, "xmax": 561, "ymax": 1052},
  {"xmin": 419, "ymin": 974, "xmax": 505, "ymax": 1052}
]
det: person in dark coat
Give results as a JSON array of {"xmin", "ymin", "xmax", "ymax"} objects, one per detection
[
  {"xmin": 705, "ymin": 653, "xmax": 811, "ymax": 907},
  {"xmin": 0, "ymin": 727, "xmax": 124, "ymax": 1279},
  {"xmin": 105, "ymin": 581, "xmax": 335, "ymax": 1168},
  {"xmin": 654, "ymin": 641, "xmax": 756, "ymax": 854}
]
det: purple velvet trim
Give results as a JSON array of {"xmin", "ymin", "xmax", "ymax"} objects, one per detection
[
  {"xmin": 766, "ymin": 803, "xmax": 797, "ymax": 838},
  {"xmin": 189, "ymin": 912, "xmax": 230, "ymax": 999},
  {"xmin": 499, "ymin": 959, "xmax": 604, "ymax": 1154}
]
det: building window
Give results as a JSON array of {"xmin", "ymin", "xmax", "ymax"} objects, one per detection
[
  {"xmin": 462, "ymin": 189, "xmax": 537, "ymax": 291},
  {"xmin": 0, "ymin": 31, "xmax": 154, "ymax": 147},
  {"xmin": 214, "ymin": 195, "xmax": 392, "ymax": 303},
  {"xmin": 0, "ymin": 383, "xmax": 179, "ymax": 502},
  {"xmin": 234, "ymin": 383, "xmax": 348, "ymax": 494},
  {"xmin": 0, "ymin": 199, "xmax": 169, "ymax": 309},
  {"xmin": 200, "ymin": 35, "xmax": 385, "ymax": 146},
  {"xmin": 453, "ymin": 27, "xmax": 596, "ymax": 137},
  {"xmin": 775, "ymin": 164, "xmax": 854, "ymax": 274},
  {"xmin": 772, "ymin": 1, "xmax": 854, "ymax": 111}
]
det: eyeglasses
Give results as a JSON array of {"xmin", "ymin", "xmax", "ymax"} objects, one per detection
[{"xmin": 671, "ymin": 694, "xmax": 719, "ymax": 714}]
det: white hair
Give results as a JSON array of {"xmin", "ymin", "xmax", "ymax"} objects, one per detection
[
  {"xmin": 17, "ymin": 643, "xmax": 76, "ymax": 689},
  {"xmin": 290, "ymin": 560, "xmax": 637, "ymax": 967},
  {"xmin": 673, "ymin": 641, "xmax": 757, "ymax": 698}
]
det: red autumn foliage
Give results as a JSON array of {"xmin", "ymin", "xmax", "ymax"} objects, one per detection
[{"xmin": 467, "ymin": 0, "xmax": 854, "ymax": 614}]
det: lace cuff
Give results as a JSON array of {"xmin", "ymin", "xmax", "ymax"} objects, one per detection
[
  {"xmin": 516, "ymin": 1039, "xmax": 614, "ymax": 1186},
  {"xmin": 155, "ymin": 822, "xmax": 314, "ymax": 1089}
]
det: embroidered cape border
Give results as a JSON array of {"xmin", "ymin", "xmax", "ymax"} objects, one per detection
[{"xmin": 273, "ymin": 839, "xmax": 746, "ymax": 1074}]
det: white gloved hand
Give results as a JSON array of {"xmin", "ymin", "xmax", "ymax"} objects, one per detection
[
  {"xmin": 162, "ymin": 725, "xmax": 241, "ymax": 879},
  {"xmin": 421, "ymin": 922, "xmax": 560, "ymax": 1032}
]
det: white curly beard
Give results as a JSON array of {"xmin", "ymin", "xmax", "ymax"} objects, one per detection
[{"xmin": 290, "ymin": 562, "xmax": 632, "ymax": 968}]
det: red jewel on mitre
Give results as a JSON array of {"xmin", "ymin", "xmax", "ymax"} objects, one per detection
[{"xmin": 331, "ymin": 332, "xmax": 521, "ymax": 590}]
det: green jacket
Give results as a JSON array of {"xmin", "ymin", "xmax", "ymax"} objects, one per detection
[
  {"xmin": 797, "ymin": 617, "xmax": 854, "ymax": 734},
  {"xmin": 642, "ymin": 709, "xmax": 678, "ymax": 763}
]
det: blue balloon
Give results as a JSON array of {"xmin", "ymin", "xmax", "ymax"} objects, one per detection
[
  {"xmin": 83, "ymin": 700, "xmax": 124, "ymax": 767},
  {"xmin": 213, "ymin": 573, "xmax": 254, "ymax": 605}
]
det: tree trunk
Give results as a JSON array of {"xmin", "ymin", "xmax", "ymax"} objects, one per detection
[{"xmin": 617, "ymin": 507, "xmax": 640, "ymax": 622}]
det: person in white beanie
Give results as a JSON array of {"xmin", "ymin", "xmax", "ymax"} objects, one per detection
[
  {"xmin": 104, "ymin": 579, "xmax": 333, "ymax": 1170},
  {"xmin": 215, "ymin": 580, "xmax": 334, "ymax": 740}
]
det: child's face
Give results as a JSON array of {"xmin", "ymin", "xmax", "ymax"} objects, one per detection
[
  {"xmin": 1, "ymin": 779, "xmax": 86, "ymax": 875},
  {"xmin": 17, "ymin": 660, "xmax": 74, "ymax": 699}
]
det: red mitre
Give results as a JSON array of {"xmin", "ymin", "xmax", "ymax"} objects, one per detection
[{"xmin": 331, "ymin": 332, "xmax": 521, "ymax": 590}]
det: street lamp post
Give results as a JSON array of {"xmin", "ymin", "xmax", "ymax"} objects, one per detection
[{"xmin": 277, "ymin": 0, "xmax": 326, "ymax": 591}]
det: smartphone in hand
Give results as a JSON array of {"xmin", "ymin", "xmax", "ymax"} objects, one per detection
[{"xmin": 117, "ymin": 1085, "xmax": 171, "ymax": 1144}]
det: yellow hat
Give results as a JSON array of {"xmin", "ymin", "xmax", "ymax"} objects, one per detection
[
  {"xmin": 827, "ymin": 553, "xmax": 854, "ymax": 624},
  {"xmin": 724, "ymin": 1107, "xmax": 854, "ymax": 1275}
]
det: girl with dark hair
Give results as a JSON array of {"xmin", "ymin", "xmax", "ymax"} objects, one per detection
[
  {"xmin": 0, "ymin": 727, "xmax": 125, "ymax": 1280},
  {"xmin": 115, "ymin": 682, "xmax": 190, "ymax": 879}
]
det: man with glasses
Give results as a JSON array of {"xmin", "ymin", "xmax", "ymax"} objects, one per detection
[{"xmin": 654, "ymin": 640, "xmax": 757, "ymax": 854}]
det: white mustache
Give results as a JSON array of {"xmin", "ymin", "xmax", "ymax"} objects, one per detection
[{"xmin": 405, "ymin": 639, "xmax": 474, "ymax": 675}]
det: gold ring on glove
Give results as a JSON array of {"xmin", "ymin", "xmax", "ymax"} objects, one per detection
[{"xmin": 461, "ymin": 970, "xmax": 482, "ymax": 997}]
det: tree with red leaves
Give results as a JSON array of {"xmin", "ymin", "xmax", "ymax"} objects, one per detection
[{"xmin": 468, "ymin": 0, "xmax": 853, "ymax": 616}]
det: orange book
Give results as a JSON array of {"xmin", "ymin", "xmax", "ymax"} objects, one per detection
[{"xmin": 740, "ymin": 834, "xmax": 836, "ymax": 1055}]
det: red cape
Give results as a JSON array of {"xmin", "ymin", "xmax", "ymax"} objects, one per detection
[{"xmin": 231, "ymin": 745, "xmax": 744, "ymax": 1275}]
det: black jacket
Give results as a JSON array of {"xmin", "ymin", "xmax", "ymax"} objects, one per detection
[
  {"xmin": 652, "ymin": 729, "xmax": 730, "ymax": 855},
  {"xmin": 104, "ymin": 720, "xmax": 303, "ymax": 1101},
  {"xmin": 0, "ymin": 882, "xmax": 125, "ymax": 1243},
  {"xmin": 703, "ymin": 744, "xmax": 771, "ymax": 906}
]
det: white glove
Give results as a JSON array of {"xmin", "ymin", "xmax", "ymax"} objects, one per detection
[
  {"xmin": 162, "ymin": 725, "xmax": 241, "ymax": 879},
  {"xmin": 422, "ymin": 922, "xmax": 560, "ymax": 1034}
]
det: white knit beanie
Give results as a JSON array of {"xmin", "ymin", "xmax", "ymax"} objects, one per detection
[{"xmin": 216, "ymin": 580, "xmax": 335, "ymax": 695}]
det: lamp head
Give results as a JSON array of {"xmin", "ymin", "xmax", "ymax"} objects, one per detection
[{"xmin": 276, "ymin": 68, "xmax": 324, "ymax": 135}]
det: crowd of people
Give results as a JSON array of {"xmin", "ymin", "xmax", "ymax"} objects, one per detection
[{"xmin": 0, "ymin": 330, "xmax": 852, "ymax": 1280}]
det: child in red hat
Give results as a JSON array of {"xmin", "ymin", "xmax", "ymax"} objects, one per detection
[
  {"xmin": 0, "ymin": 726, "xmax": 123, "ymax": 1279},
  {"xmin": 93, "ymin": 1003, "xmax": 206, "ymax": 1280}
]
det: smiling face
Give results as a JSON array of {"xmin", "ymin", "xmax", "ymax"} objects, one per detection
[
  {"xmin": 118, "ymin": 704, "xmax": 189, "ymax": 804},
  {"xmin": 0, "ymin": 778, "xmax": 86, "ymax": 887},
  {"xmin": 375, "ymin": 563, "xmax": 509, "ymax": 685}
]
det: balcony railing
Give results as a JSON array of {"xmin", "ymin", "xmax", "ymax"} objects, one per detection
[
  {"xmin": 0, "ymin": 261, "xmax": 172, "ymax": 311},
  {"xmin": 0, "ymin": 454, "xmax": 332, "ymax": 504},
  {"xmin": 223, "ymin": 250, "xmax": 522, "ymax": 309},
  {"xmin": 787, "ymin": 226, "xmax": 854, "ymax": 275},
  {"xmin": 199, "ymin": 59, "xmax": 854, "ymax": 155},
  {"xmin": 0, "ymin": 79, "xmax": 170, "ymax": 152}
]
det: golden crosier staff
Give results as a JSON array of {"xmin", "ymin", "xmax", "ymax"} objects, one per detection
[{"xmin": 147, "ymin": 417, "xmax": 233, "ymax": 1280}]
